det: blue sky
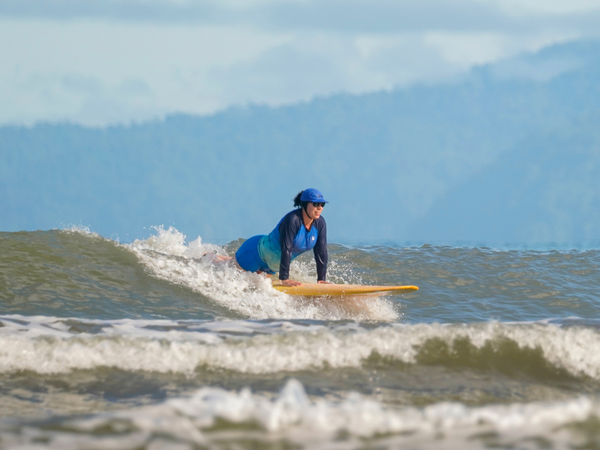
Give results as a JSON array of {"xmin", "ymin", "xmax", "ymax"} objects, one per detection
[{"xmin": 1, "ymin": 0, "xmax": 600, "ymax": 127}]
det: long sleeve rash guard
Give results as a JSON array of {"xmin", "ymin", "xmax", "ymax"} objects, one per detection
[{"xmin": 258, "ymin": 209, "xmax": 328, "ymax": 281}]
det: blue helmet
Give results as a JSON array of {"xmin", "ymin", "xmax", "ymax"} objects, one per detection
[{"xmin": 300, "ymin": 188, "xmax": 329, "ymax": 203}]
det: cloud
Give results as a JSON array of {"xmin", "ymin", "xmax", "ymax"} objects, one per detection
[
  {"xmin": 3, "ymin": 0, "xmax": 600, "ymax": 36},
  {"xmin": 205, "ymin": 33, "xmax": 463, "ymax": 108},
  {"xmin": 0, "ymin": 69, "xmax": 160, "ymax": 126},
  {"xmin": 2, "ymin": 0, "xmax": 600, "ymax": 126},
  {"xmin": 0, "ymin": 0, "xmax": 222, "ymax": 22},
  {"xmin": 0, "ymin": 18, "xmax": 289, "ymax": 125},
  {"xmin": 252, "ymin": 0, "xmax": 518, "ymax": 33},
  {"xmin": 14, "ymin": 0, "xmax": 593, "ymax": 43}
]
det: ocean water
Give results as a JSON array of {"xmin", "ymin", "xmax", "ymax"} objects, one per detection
[{"xmin": 2, "ymin": 227, "xmax": 600, "ymax": 449}]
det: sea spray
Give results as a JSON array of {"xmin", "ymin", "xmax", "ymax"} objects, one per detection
[{"xmin": 127, "ymin": 227, "xmax": 400, "ymax": 321}]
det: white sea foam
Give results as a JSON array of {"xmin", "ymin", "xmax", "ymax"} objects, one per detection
[
  {"xmin": 2, "ymin": 315, "xmax": 600, "ymax": 380},
  {"xmin": 60, "ymin": 225, "xmax": 104, "ymax": 239},
  {"xmin": 0, "ymin": 378, "xmax": 597, "ymax": 450},
  {"xmin": 126, "ymin": 226, "xmax": 399, "ymax": 321}
]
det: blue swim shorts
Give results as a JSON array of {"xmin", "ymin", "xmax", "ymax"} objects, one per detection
[{"xmin": 234, "ymin": 235, "xmax": 275, "ymax": 274}]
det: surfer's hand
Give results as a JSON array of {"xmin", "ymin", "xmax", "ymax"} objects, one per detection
[
  {"xmin": 280, "ymin": 279, "xmax": 302, "ymax": 287},
  {"xmin": 317, "ymin": 280, "xmax": 333, "ymax": 284}
]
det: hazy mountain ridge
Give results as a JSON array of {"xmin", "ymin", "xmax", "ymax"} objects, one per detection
[
  {"xmin": 2, "ymin": 39, "xmax": 600, "ymax": 243},
  {"xmin": 409, "ymin": 114, "xmax": 600, "ymax": 244},
  {"xmin": 408, "ymin": 42, "xmax": 600, "ymax": 244}
]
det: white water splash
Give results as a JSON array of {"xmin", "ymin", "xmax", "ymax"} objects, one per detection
[
  {"xmin": 0, "ymin": 378, "xmax": 597, "ymax": 450},
  {"xmin": 2, "ymin": 316, "xmax": 600, "ymax": 381},
  {"xmin": 126, "ymin": 226, "xmax": 399, "ymax": 321}
]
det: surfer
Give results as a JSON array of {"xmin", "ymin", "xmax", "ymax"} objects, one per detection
[{"xmin": 233, "ymin": 188, "xmax": 330, "ymax": 287}]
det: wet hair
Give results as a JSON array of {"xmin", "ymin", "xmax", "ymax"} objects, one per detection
[{"xmin": 293, "ymin": 191, "xmax": 308, "ymax": 210}]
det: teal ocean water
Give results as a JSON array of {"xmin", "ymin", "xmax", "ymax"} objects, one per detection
[{"xmin": 2, "ymin": 227, "xmax": 600, "ymax": 449}]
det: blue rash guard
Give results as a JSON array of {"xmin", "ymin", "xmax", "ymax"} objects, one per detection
[{"xmin": 235, "ymin": 209, "xmax": 328, "ymax": 281}]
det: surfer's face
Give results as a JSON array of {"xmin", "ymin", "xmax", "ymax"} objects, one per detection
[{"xmin": 307, "ymin": 202, "xmax": 324, "ymax": 219}]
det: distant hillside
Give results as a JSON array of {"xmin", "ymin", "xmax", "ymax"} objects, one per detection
[
  {"xmin": 408, "ymin": 114, "xmax": 600, "ymax": 244},
  {"xmin": 2, "ymin": 39, "xmax": 600, "ymax": 244}
]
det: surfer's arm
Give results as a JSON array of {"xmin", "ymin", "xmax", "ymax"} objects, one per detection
[
  {"xmin": 313, "ymin": 218, "xmax": 328, "ymax": 281},
  {"xmin": 278, "ymin": 213, "xmax": 301, "ymax": 281}
]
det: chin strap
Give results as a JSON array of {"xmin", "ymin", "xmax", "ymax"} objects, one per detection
[
  {"xmin": 302, "ymin": 205, "xmax": 312, "ymax": 220},
  {"xmin": 303, "ymin": 205, "xmax": 314, "ymax": 221}
]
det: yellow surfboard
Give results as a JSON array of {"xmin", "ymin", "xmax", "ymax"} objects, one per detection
[{"xmin": 272, "ymin": 282, "xmax": 419, "ymax": 297}]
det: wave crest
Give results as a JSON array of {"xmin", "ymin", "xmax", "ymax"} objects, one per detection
[{"xmin": 1, "ymin": 316, "xmax": 599, "ymax": 382}]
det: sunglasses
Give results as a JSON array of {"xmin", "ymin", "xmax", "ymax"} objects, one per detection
[{"xmin": 311, "ymin": 202, "xmax": 326, "ymax": 208}]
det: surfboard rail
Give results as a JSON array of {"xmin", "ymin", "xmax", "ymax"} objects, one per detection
[{"xmin": 271, "ymin": 282, "xmax": 419, "ymax": 297}]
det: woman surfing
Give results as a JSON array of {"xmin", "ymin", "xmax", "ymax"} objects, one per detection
[
  {"xmin": 233, "ymin": 188, "xmax": 330, "ymax": 287},
  {"xmin": 203, "ymin": 189, "xmax": 417, "ymax": 296}
]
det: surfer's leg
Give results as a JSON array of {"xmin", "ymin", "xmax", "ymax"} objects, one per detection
[{"xmin": 199, "ymin": 251, "xmax": 232, "ymax": 263}]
